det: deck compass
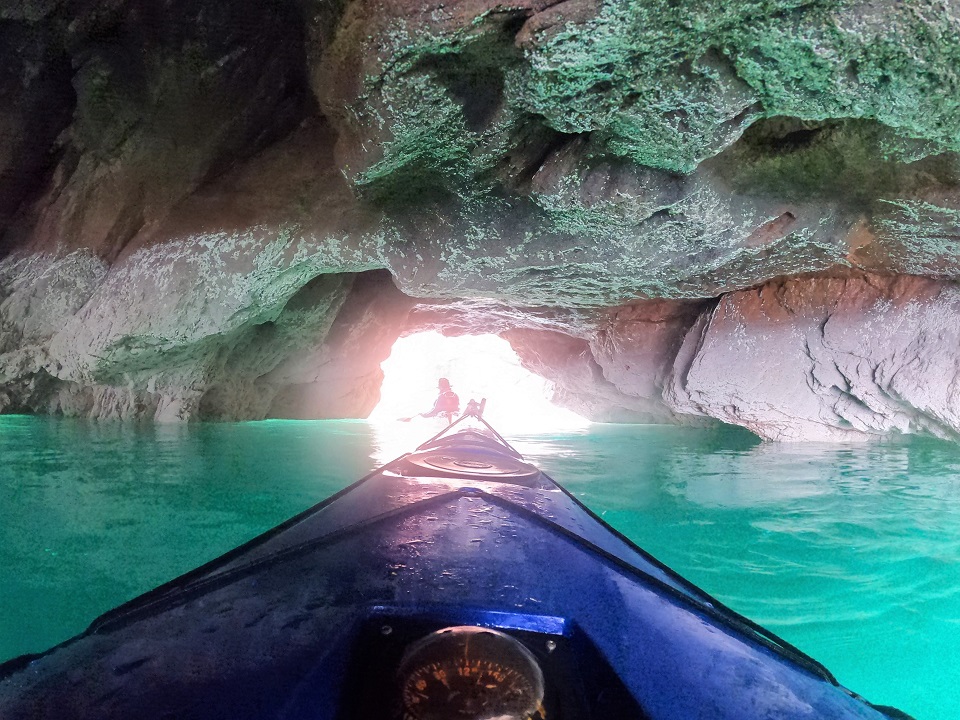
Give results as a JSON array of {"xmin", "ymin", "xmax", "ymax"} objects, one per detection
[{"xmin": 398, "ymin": 625, "xmax": 546, "ymax": 720}]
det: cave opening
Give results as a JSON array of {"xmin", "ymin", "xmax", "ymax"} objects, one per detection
[{"xmin": 369, "ymin": 331, "xmax": 589, "ymax": 437}]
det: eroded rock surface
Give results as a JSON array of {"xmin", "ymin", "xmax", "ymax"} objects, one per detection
[
  {"xmin": 3, "ymin": 0, "xmax": 960, "ymax": 438},
  {"xmin": 666, "ymin": 273, "xmax": 960, "ymax": 441}
]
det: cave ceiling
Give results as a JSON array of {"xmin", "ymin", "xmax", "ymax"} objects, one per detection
[{"xmin": 2, "ymin": 0, "xmax": 960, "ymax": 440}]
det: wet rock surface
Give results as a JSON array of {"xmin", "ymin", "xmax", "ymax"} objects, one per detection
[{"xmin": 2, "ymin": 0, "xmax": 960, "ymax": 438}]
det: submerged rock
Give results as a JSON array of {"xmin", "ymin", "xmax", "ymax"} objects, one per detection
[{"xmin": 2, "ymin": 0, "xmax": 960, "ymax": 439}]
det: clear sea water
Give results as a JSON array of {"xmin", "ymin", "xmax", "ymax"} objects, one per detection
[{"xmin": 2, "ymin": 416, "xmax": 958, "ymax": 719}]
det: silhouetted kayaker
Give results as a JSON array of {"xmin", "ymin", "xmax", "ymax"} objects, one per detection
[{"xmin": 400, "ymin": 377, "xmax": 460, "ymax": 425}]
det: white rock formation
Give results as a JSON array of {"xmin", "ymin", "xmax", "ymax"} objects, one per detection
[{"xmin": 665, "ymin": 274, "xmax": 960, "ymax": 440}]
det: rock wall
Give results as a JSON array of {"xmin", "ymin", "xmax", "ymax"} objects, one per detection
[
  {"xmin": 3, "ymin": 0, "xmax": 960, "ymax": 439},
  {"xmin": 666, "ymin": 273, "xmax": 960, "ymax": 441},
  {"xmin": 503, "ymin": 299, "xmax": 714, "ymax": 424}
]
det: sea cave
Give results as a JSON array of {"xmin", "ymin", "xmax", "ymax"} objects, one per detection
[{"xmin": 1, "ymin": 1, "xmax": 959, "ymax": 718}]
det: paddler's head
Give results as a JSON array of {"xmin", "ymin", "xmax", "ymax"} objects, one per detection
[{"xmin": 438, "ymin": 378, "xmax": 451, "ymax": 391}]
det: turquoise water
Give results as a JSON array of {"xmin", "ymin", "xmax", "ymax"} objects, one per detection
[{"xmin": 2, "ymin": 417, "xmax": 958, "ymax": 719}]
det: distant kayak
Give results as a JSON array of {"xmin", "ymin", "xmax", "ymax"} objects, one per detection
[{"xmin": 0, "ymin": 412, "xmax": 912, "ymax": 719}]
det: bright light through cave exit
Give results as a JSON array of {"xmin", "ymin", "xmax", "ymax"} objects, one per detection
[{"xmin": 369, "ymin": 332, "xmax": 590, "ymax": 442}]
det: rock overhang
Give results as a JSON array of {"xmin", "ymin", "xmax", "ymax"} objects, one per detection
[{"xmin": 2, "ymin": 0, "xmax": 960, "ymax": 440}]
